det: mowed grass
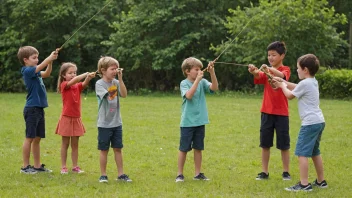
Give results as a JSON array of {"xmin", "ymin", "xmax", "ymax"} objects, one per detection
[{"xmin": 0, "ymin": 92, "xmax": 351, "ymax": 197}]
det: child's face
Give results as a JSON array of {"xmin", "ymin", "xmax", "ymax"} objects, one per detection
[
  {"xmin": 186, "ymin": 66, "xmax": 201, "ymax": 80},
  {"xmin": 103, "ymin": 64, "xmax": 119, "ymax": 81},
  {"xmin": 267, "ymin": 50, "xmax": 285, "ymax": 67},
  {"xmin": 296, "ymin": 63, "xmax": 307, "ymax": 79},
  {"xmin": 64, "ymin": 67, "xmax": 77, "ymax": 81},
  {"xmin": 24, "ymin": 54, "xmax": 39, "ymax": 66}
]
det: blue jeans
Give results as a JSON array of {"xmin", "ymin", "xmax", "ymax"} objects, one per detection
[{"xmin": 295, "ymin": 123, "xmax": 325, "ymax": 157}]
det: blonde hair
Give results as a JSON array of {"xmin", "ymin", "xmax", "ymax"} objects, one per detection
[
  {"xmin": 57, "ymin": 62, "xmax": 77, "ymax": 93},
  {"xmin": 97, "ymin": 56, "xmax": 119, "ymax": 77},
  {"xmin": 181, "ymin": 57, "xmax": 203, "ymax": 77},
  {"xmin": 17, "ymin": 46, "xmax": 39, "ymax": 65}
]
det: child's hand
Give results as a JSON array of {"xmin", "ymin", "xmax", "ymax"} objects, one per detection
[
  {"xmin": 49, "ymin": 50, "xmax": 59, "ymax": 61},
  {"xmin": 87, "ymin": 72, "xmax": 96, "ymax": 79},
  {"xmin": 248, "ymin": 64, "xmax": 258, "ymax": 74},
  {"xmin": 117, "ymin": 68, "xmax": 123, "ymax": 78},
  {"xmin": 272, "ymin": 77, "xmax": 287, "ymax": 88},
  {"xmin": 207, "ymin": 61, "xmax": 215, "ymax": 73},
  {"xmin": 259, "ymin": 64, "xmax": 270, "ymax": 73},
  {"xmin": 196, "ymin": 70, "xmax": 204, "ymax": 81}
]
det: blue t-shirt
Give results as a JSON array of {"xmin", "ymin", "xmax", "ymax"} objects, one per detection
[
  {"xmin": 21, "ymin": 66, "xmax": 48, "ymax": 108},
  {"xmin": 180, "ymin": 78, "xmax": 212, "ymax": 127}
]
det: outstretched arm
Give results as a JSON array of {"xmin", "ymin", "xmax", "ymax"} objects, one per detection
[
  {"xmin": 82, "ymin": 72, "xmax": 96, "ymax": 89},
  {"xmin": 207, "ymin": 61, "xmax": 218, "ymax": 91},
  {"xmin": 117, "ymin": 70, "xmax": 127, "ymax": 98},
  {"xmin": 272, "ymin": 77, "xmax": 296, "ymax": 100},
  {"xmin": 36, "ymin": 49, "xmax": 59, "ymax": 74},
  {"xmin": 41, "ymin": 61, "xmax": 52, "ymax": 78},
  {"xmin": 248, "ymin": 64, "xmax": 260, "ymax": 79}
]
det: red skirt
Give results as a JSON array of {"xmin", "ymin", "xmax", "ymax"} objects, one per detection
[{"xmin": 55, "ymin": 115, "xmax": 85, "ymax": 137}]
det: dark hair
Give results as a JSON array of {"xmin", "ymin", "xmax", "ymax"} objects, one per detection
[
  {"xmin": 267, "ymin": 41, "xmax": 286, "ymax": 55},
  {"xmin": 297, "ymin": 54, "xmax": 320, "ymax": 76}
]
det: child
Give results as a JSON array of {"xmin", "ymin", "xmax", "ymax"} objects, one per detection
[
  {"xmin": 273, "ymin": 54, "xmax": 327, "ymax": 192},
  {"xmin": 248, "ymin": 41, "xmax": 291, "ymax": 180},
  {"xmin": 95, "ymin": 56, "xmax": 131, "ymax": 183},
  {"xmin": 18, "ymin": 46, "xmax": 58, "ymax": 174},
  {"xmin": 175, "ymin": 57, "xmax": 218, "ymax": 182},
  {"xmin": 55, "ymin": 62, "xmax": 96, "ymax": 174}
]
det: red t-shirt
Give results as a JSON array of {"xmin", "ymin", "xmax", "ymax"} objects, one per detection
[
  {"xmin": 254, "ymin": 65, "xmax": 291, "ymax": 116},
  {"xmin": 60, "ymin": 81, "xmax": 83, "ymax": 117}
]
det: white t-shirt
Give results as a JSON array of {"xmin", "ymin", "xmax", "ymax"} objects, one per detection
[{"xmin": 291, "ymin": 77, "xmax": 325, "ymax": 126}]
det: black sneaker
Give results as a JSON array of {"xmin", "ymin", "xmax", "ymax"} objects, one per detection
[
  {"xmin": 20, "ymin": 165, "xmax": 37, "ymax": 174},
  {"xmin": 175, "ymin": 174, "xmax": 184, "ymax": 182},
  {"xmin": 117, "ymin": 174, "xmax": 132, "ymax": 182},
  {"xmin": 193, "ymin": 173, "xmax": 210, "ymax": 181},
  {"xmin": 99, "ymin": 175, "xmax": 108, "ymax": 183},
  {"xmin": 282, "ymin": 172, "xmax": 291, "ymax": 180},
  {"xmin": 32, "ymin": 164, "xmax": 52, "ymax": 173},
  {"xmin": 256, "ymin": 172, "xmax": 269, "ymax": 180},
  {"xmin": 285, "ymin": 182, "xmax": 313, "ymax": 192},
  {"xmin": 312, "ymin": 179, "xmax": 328, "ymax": 188}
]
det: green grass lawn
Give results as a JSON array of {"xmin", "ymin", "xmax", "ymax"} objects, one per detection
[{"xmin": 0, "ymin": 92, "xmax": 351, "ymax": 197}]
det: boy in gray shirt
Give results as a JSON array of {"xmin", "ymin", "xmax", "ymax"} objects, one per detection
[{"xmin": 273, "ymin": 54, "xmax": 327, "ymax": 192}]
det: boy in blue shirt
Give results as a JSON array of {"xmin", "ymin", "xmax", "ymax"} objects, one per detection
[
  {"xmin": 18, "ymin": 46, "xmax": 58, "ymax": 174},
  {"xmin": 273, "ymin": 54, "xmax": 327, "ymax": 191},
  {"xmin": 175, "ymin": 57, "xmax": 218, "ymax": 182}
]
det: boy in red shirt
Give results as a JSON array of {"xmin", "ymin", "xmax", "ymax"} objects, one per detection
[{"xmin": 248, "ymin": 41, "xmax": 291, "ymax": 180}]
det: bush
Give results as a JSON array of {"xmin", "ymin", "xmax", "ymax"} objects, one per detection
[{"xmin": 316, "ymin": 69, "xmax": 352, "ymax": 99}]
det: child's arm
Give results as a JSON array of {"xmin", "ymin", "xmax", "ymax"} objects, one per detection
[
  {"xmin": 248, "ymin": 64, "xmax": 260, "ymax": 79},
  {"xmin": 207, "ymin": 61, "xmax": 218, "ymax": 91},
  {"xmin": 40, "ymin": 61, "xmax": 53, "ymax": 78},
  {"xmin": 82, "ymin": 72, "xmax": 96, "ymax": 89},
  {"xmin": 185, "ymin": 70, "xmax": 203, "ymax": 99},
  {"xmin": 117, "ymin": 69, "xmax": 127, "ymax": 98},
  {"xmin": 267, "ymin": 66, "xmax": 285, "ymax": 78},
  {"xmin": 36, "ymin": 49, "xmax": 58, "ymax": 74},
  {"xmin": 272, "ymin": 77, "xmax": 296, "ymax": 99}
]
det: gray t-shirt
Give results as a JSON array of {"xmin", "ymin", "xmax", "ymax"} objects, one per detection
[
  {"xmin": 95, "ymin": 79, "xmax": 122, "ymax": 128},
  {"xmin": 291, "ymin": 77, "xmax": 325, "ymax": 126}
]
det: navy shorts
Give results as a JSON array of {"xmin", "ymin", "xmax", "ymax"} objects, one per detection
[
  {"xmin": 260, "ymin": 113, "xmax": 290, "ymax": 150},
  {"xmin": 295, "ymin": 123, "xmax": 325, "ymax": 157},
  {"xmin": 179, "ymin": 125, "xmax": 205, "ymax": 152},
  {"xmin": 23, "ymin": 107, "xmax": 45, "ymax": 138},
  {"xmin": 98, "ymin": 126, "xmax": 123, "ymax": 150}
]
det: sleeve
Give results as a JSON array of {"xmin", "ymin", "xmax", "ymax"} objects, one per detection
[
  {"xmin": 201, "ymin": 79, "xmax": 213, "ymax": 93},
  {"xmin": 95, "ymin": 81, "xmax": 108, "ymax": 100},
  {"xmin": 281, "ymin": 66, "xmax": 291, "ymax": 81},
  {"xmin": 77, "ymin": 82, "xmax": 84, "ymax": 93},
  {"xmin": 291, "ymin": 80, "xmax": 306, "ymax": 99},
  {"xmin": 60, "ymin": 81, "xmax": 68, "ymax": 93},
  {"xmin": 180, "ymin": 81, "xmax": 189, "ymax": 98},
  {"xmin": 22, "ymin": 66, "xmax": 41, "ymax": 78},
  {"xmin": 253, "ymin": 72, "xmax": 267, "ymax": 84}
]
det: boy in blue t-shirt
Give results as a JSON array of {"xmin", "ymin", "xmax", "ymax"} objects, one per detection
[
  {"xmin": 175, "ymin": 57, "xmax": 218, "ymax": 182},
  {"xmin": 273, "ymin": 54, "xmax": 327, "ymax": 192},
  {"xmin": 18, "ymin": 46, "xmax": 58, "ymax": 174}
]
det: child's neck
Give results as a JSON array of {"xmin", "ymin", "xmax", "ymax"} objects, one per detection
[
  {"xmin": 186, "ymin": 76, "xmax": 195, "ymax": 83},
  {"xmin": 272, "ymin": 62, "xmax": 283, "ymax": 69},
  {"xmin": 102, "ymin": 76, "xmax": 113, "ymax": 83}
]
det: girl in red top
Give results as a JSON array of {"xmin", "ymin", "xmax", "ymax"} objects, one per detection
[{"xmin": 55, "ymin": 62, "xmax": 95, "ymax": 174}]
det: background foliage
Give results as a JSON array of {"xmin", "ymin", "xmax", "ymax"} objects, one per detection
[{"xmin": 0, "ymin": 0, "xmax": 351, "ymax": 96}]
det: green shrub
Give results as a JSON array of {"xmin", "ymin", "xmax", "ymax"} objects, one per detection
[{"xmin": 316, "ymin": 69, "xmax": 352, "ymax": 99}]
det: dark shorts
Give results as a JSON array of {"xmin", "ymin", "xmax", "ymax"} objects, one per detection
[
  {"xmin": 295, "ymin": 123, "xmax": 325, "ymax": 157},
  {"xmin": 98, "ymin": 126, "xmax": 123, "ymax": 150},
  {"xmin": 260, "ymin": 113, "xmax": 290, "ymax": 150},
  {"xmin": 179, "ymin": 125, "xmax": 205, "ymax": 152},
  {"xmin": 23, "ymin": 107, "xmax": 45, "ymax": 138}
]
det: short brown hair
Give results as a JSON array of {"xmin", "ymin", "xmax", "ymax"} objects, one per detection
[
  {"xmin": 97, "ymin": 56, "xmax": 119, "ymax": 77},
  {"xmin": 17, "ymin": 46, "xmax": 39, "ymax": 65},
  {"xmin": 181, "ymin": 57, "xmax": 203, "ymax": 77},
  {"xmin": 297, "ymin": 54, "xmax": 320, "ymax": 76}
]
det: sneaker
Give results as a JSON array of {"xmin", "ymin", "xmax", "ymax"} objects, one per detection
[
  {"xmin": 72, "ymin": 166, "xmax": 84, "ymax": 173},
  {"xmin": 175, "ymin": 174, "xmax": 184, "ymax": 182},
  {"xmin": 256, "ymin": 172, "xmax": 269, "ymax": 180},
  {"xmin": 193, "ymin": 173, "xmax": 210, "ymax": 181},
  {"xmin": 20, "ymin": 165, "xmax": 37, "ymax": 174},
  {"xmin": 32, "ymin": 164, "xmax": 52, "ymax": 173},
  {"xmin": 117, "ymin": 174, "xmax": 132, "ymax": 182},
  {"xmin": 99, "ymin": 175, "xmax": 108, "ymax": 183},
  {"xmin": 60, "ymin": 167, "xmax": 68, "ymax": 174},
  {"xmin": 312, "ymin": 179, "xmax": 328, "ymax": 188},
  {"xmin": 282, "ymin": 172, "xmax": 291, "ymax": 180},
  {"xmin": 285, "ymin": 182, "xmax": 313, "ymax": 192}
]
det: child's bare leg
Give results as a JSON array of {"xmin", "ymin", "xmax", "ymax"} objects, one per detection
[
  {"xmin": 113, "ymin": 148, "xmax": 123, "ymax": 176},
  {"xmin": 61, "ymin": 136, "xmax": 70, "ymax": 168},
  {"xmin": 262, "ymin": 147, "xmax": 270, "ymax": 173},
  {"xmin": 312, "ymin": 155, "xmax": 324, "ymax": 182},
  {"xmin": 177, "ymin": 151, "xmax": 187, "ymax": 175},
  {"xmin": 100, "ymin": 150, "xmax": 109, "ymax": 176},
  {"xmin": 71, "ymin": 136, "xmax": 79, "ymax": 167},
  {"xmin": 32, "ymin": 137, "xmax": 41, "ymax": 168},
  {"xmin": 22, "ymin": 138, "xmax": 34, "ymax": 167},
  {"xmin": 281, "ymin": 149, "xmax": 290, "ymax": 172},
  {"xmin": 194, "ymin": 149, "xmax": 202, "ymax": 176},
  {"xmin": 298, "ymin": 156, "xmax": 309, "ymax": 185}
]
